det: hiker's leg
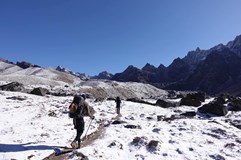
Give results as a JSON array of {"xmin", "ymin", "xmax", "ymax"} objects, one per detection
[
  {"xmin": 75, "ymin": 119, "xmax": 85, "ymax": 141},
  {"xmin": 75, "ymin": 129, "xmax": 81, "ymax": 141},
  {"xmin": 76, "ymin": 124, "xmax": 84, "ymax": 148},
  {"xmin": 74, "ymin": 129, "xmax": 81, "ymax": 149},
  {"xmin": 117, "ymin": 107, "xmax": 120, "ymax": 114}
]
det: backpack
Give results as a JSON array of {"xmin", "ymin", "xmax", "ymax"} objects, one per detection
[
  {"xmin": 69, "ymin": 95, "xmax": 85, "ymax": 118},
  {"xmin": 69, "ymin": 103, "xmax": 76, "ymax": 118},
  {"xmin": 69, "ymin": 102, "xmax": 85, "ymax": 118}
]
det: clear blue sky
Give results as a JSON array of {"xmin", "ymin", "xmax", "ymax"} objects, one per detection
[{"xmin": 1, "ymin": 0, "xmax": 241, "ymax": 76}]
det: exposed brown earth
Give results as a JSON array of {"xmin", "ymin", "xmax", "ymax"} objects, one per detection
[{"xmin": 43, "ymin": 121, "xmax": 105, "ymax": 160}]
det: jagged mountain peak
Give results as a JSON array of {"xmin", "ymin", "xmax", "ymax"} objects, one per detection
[
  {"xmin": 56, "ymin": 65, "xmax": 64, "ymax": 70},
  {"xmin": 226, "ymin": 34, "xmax": 241, "ymax": 57},
  {"xmin": 158, "ymin": 64, "xmax": 166, "ymax": 69},
  {"xmin": 56, "ymin": 65, "xmax": 90, "ymax": 80},
  {"xmin": 125, "ymin": 65, "xmax": 140, "ymax": 71},
  {"xmin": 195, "ymin": 47, "xmax": 201, "ymax": 52},
  {"xmin": 183, "ymin": 47, "xmax": 208, "ymax": 68},
  {"xmin": 227, "ymin": 35, "xmax": 241, "ymax": 48},
  {"xmin": 92, "ymin": 71, "xmax": 113, "ymax": 80},
  {"xmin": 169, "ymin": 57, "xmax": 186, "ymax": 67},
  {"xmin": 113, "ymin": 34, "xmax": 241, "ymax": 95},
  {"xmin": 143, "ymin": 63, "xmax": 152, "ymax": 67},
  {"xmin": 56, "ymin": 65, "xmax": 71, "ymax": 72},
  {"xmin": 210, "ymin": 43, "xmax": 227, "ymax": 52},
  {"xmin": 142, "ymin": 63, "xmax": 157, "ymax": 72},
  {"xmin": 173, "ymin": 57, "xmax": 182, "ymax": 61}
]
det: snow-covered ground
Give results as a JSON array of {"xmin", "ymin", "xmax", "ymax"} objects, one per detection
[{"xmin": 1, "ymin": 90, "xmax": 241, "ymax": 160}]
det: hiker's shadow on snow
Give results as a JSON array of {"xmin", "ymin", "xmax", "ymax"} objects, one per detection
[{"xmin": 0, "ymin": 142, "xmax": 62, "ymax": 152}]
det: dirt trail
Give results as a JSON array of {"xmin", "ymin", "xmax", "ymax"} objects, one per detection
[
  {"xmin": 43, "ymin": 113, "xmax": 122, "ymax": 160},
  {"xmin": 43, "ymin": 121, "xmax": 105, "ymax": 160}
]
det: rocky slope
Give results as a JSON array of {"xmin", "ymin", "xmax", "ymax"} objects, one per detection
[{"xmin": 112, "ymin": 35, "xmax": 241, "ymax": 96}]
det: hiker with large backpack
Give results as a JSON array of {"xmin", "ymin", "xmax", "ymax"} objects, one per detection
[{"xmin": 69, "ymin": 95, "xmax": 94, "ymax": 149}]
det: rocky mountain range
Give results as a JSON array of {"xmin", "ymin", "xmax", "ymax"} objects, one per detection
[
  {"xmin": 0, "ymin": 59, "xmax": 167, "ymax": 99},
  {"xmin": 112, "ymin": 35, "xmax": 241, "ymax": 96},
  {"xmin": 56, "ymin": 66, "xmax": 114, "ymax": 80},
  {"xmin": 56, "ymin": 65, "xmax": 91, "ymax": 80},
  {"xmin": 1, "ymin": 35, "xmax": 241, "ymax": 96}
]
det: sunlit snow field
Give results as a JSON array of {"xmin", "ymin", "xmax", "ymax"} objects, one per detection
[{"xmin": 1, "ymin": 90, "xmax": 241, "ymax": 160}]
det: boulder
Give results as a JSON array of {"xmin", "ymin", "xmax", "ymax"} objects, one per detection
[
  {"xmin": 131, "ymin": 137, "xmax": 147, "ymax": 147},
  {"xmin": 108, "ymin": 140, "xmax": 123, "ymax": 150},
  {"xmin": 180, "ymin": 98, "xmax": 201, "ymax": 107},
  {"xmin": 198, "ymin": 100, "xmax": 228, "ymax": 116},
  {"xmin": 0, "ymin": 82, "xmax": 25, "ymax": 92},
  {"xmin": 228, "ymin": 97, "xmax": 241, "ymax": 111},
  {"xmin": 157, "ymin": 115, "xmax": 178, "ymax": 122},
  {"xmin": 132, "ymin": 137, "xmax": 142, "ymax": 145},
  {"xmin": 180, "ymin": 92, "xmax": 206, "ymax": 107},
  {"xmin": 167, "ymin": 90, "xmax": 177, "ymax": 98},
  {"xmin": 112, "ymin": 120, "xmax": 127, "ymax": 125},
  {"xmin": 215, "ymin": 96, "xmax": 226, "ymax": 104},
  {"xmin": 147, "ymin": 140, "xmax": 159, "ymax": 151},
  {"xmin": 124, "ymin": 124, "xmax": 141, "ymax": 129},
  {"xmin": 152, "ymin": 128, "xmax": 161, "ymax": 133},
  {"xmin": 48, "ymin": 111, "xmax": 57, "ymax": 117},
  {"xmin": 156, "ymin": 99, "xmax": 176, "ymax": 108},
  {"xmin": 157, "ymin": 115, "xmax": 165, "ymax": 121},
  {"xmin": 30, "ymin": 87, "xmax": 49, "ymax": 96},
  {"xmin": 209, "ymin": 154, "xmax": 225, "ymax": 160}
]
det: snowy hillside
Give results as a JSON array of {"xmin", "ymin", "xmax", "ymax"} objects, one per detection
[
  {"xmin": 76, "ymin": 80, "xmax": 167, "ymax": 99},
  {"xmin": 1, "ymin": 90, "xmax": 241, "ymax": 160},
  {"xmin": 0, "ymin": 61, "xmax": 22, "ymax": 75},
  {"xmin": 0, "ymin": 60, "xmax": 168, "ymax": 99},
  {"xmin": 0, "ymin": 61, "xmax": 80, "ymax": 86}
]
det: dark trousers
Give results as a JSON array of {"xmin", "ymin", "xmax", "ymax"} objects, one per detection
[
  {"xmin": 116, "ymin": 107, "xmax": 120, "ymax": 114},
  {"xmin": 73, "ymin": 117, "xmax": 85, "ymax": 142}
]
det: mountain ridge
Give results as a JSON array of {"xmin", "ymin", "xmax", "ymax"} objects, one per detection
[
  {"xmin": 1, "ymin": 34, "xmax": 241, "ymax": 96},
  {"xmin": 112, "ymin": 34, "xmax": 241, "ymax": 96}
]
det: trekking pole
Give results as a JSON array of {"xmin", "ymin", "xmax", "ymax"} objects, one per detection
[{"xmin": 84, "ymin": 118, "xmax": 93, "ymax": 139}]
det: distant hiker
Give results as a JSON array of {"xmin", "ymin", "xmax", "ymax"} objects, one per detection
[
  {"xmin": 69, "ymin": 95, "xmax": 94, "ymax": 149},
  {"xmin": 115, "ymin": 96, "xmax": 121, "ymax": 114}
]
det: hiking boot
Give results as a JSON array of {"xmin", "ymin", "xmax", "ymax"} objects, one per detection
[
  {"xmin": 77, "ymin": 140, "xmax": 81, "ymax": 149},
  {"xmin": 71, "ymin": 140, "xmax": 78, "ymax": 149}
]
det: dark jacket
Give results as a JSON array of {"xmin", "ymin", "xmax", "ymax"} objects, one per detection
[{"xmin": 115, "ymin": 97, "xmax": 121, "ymax": 108}]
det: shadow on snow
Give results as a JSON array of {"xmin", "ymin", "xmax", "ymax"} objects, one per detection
[{"xmin": 0, "ymin": 142, "xmax": 63, "ymax": 152}]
